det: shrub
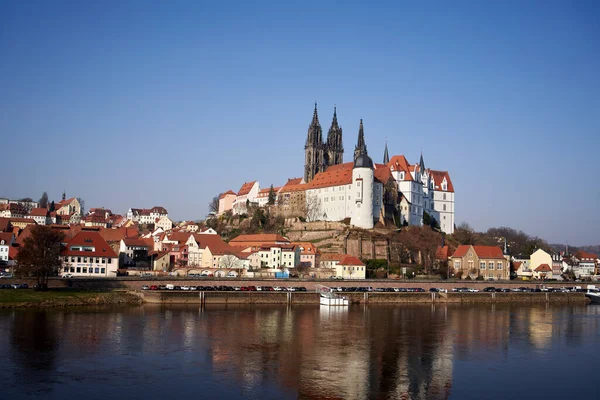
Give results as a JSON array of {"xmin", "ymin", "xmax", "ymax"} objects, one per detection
[
  {"xmin": 476, "ymin": 276, "xmax": 484, "ymax": 281},
  {"xmin": 465, "ymin": 275, "xmax": 472, "ymax": 281},
  {"xmin": 298, "ymin": 216, "xmax": 306, "ymax": 222}
]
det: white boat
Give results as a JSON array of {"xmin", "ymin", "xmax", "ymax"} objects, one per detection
[
  {"xmin": 585, "ymin": 289, "xmax": 600, "ymax": 304},
  {"xmin": 316, "ymin": 284, "xmax": 349, "ymax": 306}
]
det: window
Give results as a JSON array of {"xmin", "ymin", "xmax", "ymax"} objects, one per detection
[
  {"xmin": 83, "ymin": 257, "xmax": 87, "ymax": 263},
  {"xmin": 101, "ymin": 268, "xmax": 105, "ymax": 274},
  {"xmin": 77, "ymin": 257, "xmax": 81, "ymax": 263},
  {"xmin": 480, "ymin": 262, "xmax": 486, "ymax": 270},
  {"xmin": 497, "ymin": 262, "xmax": 503, "ymax": 270},
  {"xmin": 443, "ymin": 204, "xmax": 446, "ymax": 211},
  {"xmin": 108, "ymin": 259, "xmax": 112, "ymax": 264},
  {"xmin": 489, "ymin": 262, "xmax": 494, "ymax": 270},
  {"xmin": 102, "ymin": 258, "xmax": 106, "ymax": 264},
  {"xmin": 64, "ymin": 257, "xmax": 68, "ymax": 262},
  {"xmin": 76, "ymin": 267, "xmax": 81, "ymax": 273},
  {"xmin": 489, "ymin": 273, "xmax": 493, "ymax": 278},
  {"xmin": 443, "ymin": 193, "xmax": 447, "ymax": 200},
  {"xmin": 82, "ymin": 267, "xmax": 87, "ymax": 273}
]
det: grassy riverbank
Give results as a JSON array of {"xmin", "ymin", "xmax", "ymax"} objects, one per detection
[{"xmin": 0, "ymin": 289, "xmax": 143, "ymax": 308}]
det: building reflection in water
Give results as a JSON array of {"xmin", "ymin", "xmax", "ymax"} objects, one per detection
[{"xmin": 1, "ymin": 304, "xmax": 599, "ymax": 399}]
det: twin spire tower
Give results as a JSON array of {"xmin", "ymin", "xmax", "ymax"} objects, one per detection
[{"xmin": 304, "ymin": 103, "xmax": 344, "ymax": 183}]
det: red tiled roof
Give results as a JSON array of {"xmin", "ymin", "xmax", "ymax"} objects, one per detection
[
  {"xmin": 0, "ymin": 217, "xmax": 10, "ymax": 232},
  {"xmin": 428, "ymin": 169, "xmax": 455, "ymax": 192},
  {"xmin": 320, "ymin": 253, "xmax": 347, "ymax": 262},
  {"xmin": 219, "ymin": 190, "xmax": 237, "ymax": 199},
  {"xmin": 513, "ymin": 261, "xmax": 522, "ymax": 270},
  {"xmin": 167, "ymin": 231, "xmax": 192, "ymax": 244},
  {"xmin": 99, "ymin": 228, "xmax": 126, "ymax": 243},
  {"xmin": 373, "ymin": 163, "xmax": 393, "ymax": 184},
  {"xmin": 9, "ymin": 217, "xmax": 36, "ymax": 224},
  {"xmin": 452, "ymin": 245, "xmax": 505, "ymax": 259},
  {"xmin": 295, "ymin": 242, "xmax": 319, "ymax": 255},
  {"xmin": 229, "ymin": 234, "xmax": 290, "ymax": 244},
  {"xmin": 123, "ymin": 238, "xmax": 151, "ymax": 247},
  {"xmin": 0, "ymin": 232, "xmax": 14, "ymax": 244},
  {"xmin": 575, "ymin": 251, "xmax": 598, "ymax": 261},
  {"xmin": 387, "ymin": 155, "xmax": 415, "ymax": 181},
  {"xmin": 338, "ymin": 256, "xmax": 365, "ymax": 266},
  {"xmin": 435, "ymin": 245, "xmax": 450, "ymax": 260},
  {"xmin": 8, "ymin": 245, "xmax": 18, "ymax": 260},
  {"xmin": 279, "ymin": 178, "xmax": 306, "ymax": 193},
  {"xmin": 257, "ymin": 186, "xmax": 282, "ymax": 197},
  {"xmin": 535, "ymin": 264, "xmax": 552, "ymax": 272},
  {"xmin": 28, "ymin": 208, "xmax": 48, "ymax": 217},
  {"xmin": 237, "ymin": 181, "xmax": 257, "ymax": 196},
  {"xmin": 62, "ymin": 231, "xmax": 118, "ymax": 258},
  {"xmin": 192, "ymin": 234, "xmax": 234, "ymax": 255}
]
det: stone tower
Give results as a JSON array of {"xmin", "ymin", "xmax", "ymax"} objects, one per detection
[
  {"xmin": 351, "ymin": 120, "xmax": 374, "ymax": 229},
  {"xmin": 325, "ymin": 106, "xmax": 344, "ymax": 168},
  {"xmin": 304, "ymin": 103, "xmax": 325, "ymax": 183}
]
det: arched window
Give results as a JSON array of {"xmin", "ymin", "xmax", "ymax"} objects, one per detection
[
  {"xmin": 443, "ymin": 204, "xmax": 446, "ymax": 211},
  {"xmin": 443, "ymin": 193, "xmax": 447, "ymax": 200}
]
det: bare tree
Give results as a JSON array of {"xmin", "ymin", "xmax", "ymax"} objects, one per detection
[
  {"xmin": 209, "ymin": 194, "xmax": 220, "ymax": 214},
  {"xmin": 219, "ymin": 254, "xmax": 243, "ymax": 269},
  {"xmin": 306, "ymin": 192, "xmax": 323, "ymax": 222},
  {"xmin": 453, "ymin": 222, "xmax": 477, "ymax": 245},
  {"xmin": 15, "ymin": 225, "xmax": 65, "ymax": 290},
  {"xmin": 77, "ymin": 197, "xmax": 85, "ymax": 215},
  {"xmin": 39, "ymin": 192, "xmax": 49, "ymax": 209}
]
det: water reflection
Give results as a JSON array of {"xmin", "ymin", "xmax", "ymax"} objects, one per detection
[{"xmin": 0, "ymin": 304, "xmax": 598, "ymax": 399}]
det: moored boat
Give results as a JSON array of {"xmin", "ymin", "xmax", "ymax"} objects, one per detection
[{"xmin": 585, "ymin": 290, "xmax": 600, "ymax": 304}]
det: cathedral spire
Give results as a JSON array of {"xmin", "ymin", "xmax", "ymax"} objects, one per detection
[
  {"xmin": 383, "ymin": 139, "xmax": 389, "ymax": 164},
  {"xmin": 304, "ymin": 102, "xmax": 325, "ymax": 183},
  {"xmin": 354, "ymin": 119, "xmax": 368, "ymax": 160},
  {"xmin": 419, "ymin": 151, "xmax": 425, "ymax": 173}
]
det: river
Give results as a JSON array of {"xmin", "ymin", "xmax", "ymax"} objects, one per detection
[{"xmin": 0, "ymin": 304, "xmax": 598, "ymax": 399}]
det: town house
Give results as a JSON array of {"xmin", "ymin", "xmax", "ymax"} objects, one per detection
[
  {"xmin": 450, "ymin": 245, "xmax": 510, "ymax": 280},
  {"xmin": 61, "ymin": 231, "xmax": 118, "ymax": 277}
]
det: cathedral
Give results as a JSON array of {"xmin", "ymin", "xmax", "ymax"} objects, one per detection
[{"xmin": 304, "ymin": 103, "xmax": 344, "ymax": 183}]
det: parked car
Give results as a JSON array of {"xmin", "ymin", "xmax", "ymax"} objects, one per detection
[
  {"xmin": 181, "ymin": 286, "xmax": 190, "ymax": 291},
  {"xmin": 150, "ymin": 285, "xmax": 159, "ymax": 290},
  {"xmin": 0, "ymin": 273, "xmax": 13, "ymax": 279},
  {"xmin": 62, "ymin": 273, "xmax": 73, "ymax": 279},
  {"xmin": 141, "ymin": 285, "xmax": 150, "ymax": 290},
  {"xmin": 166, "ymin": 284, "xmax": 175, "ymax": 290},
  {"xmin": 11, "ymin": 283, "xmax": 20, "ymax": 289},
  {"xmin": 273, "ymin": 286, "xmax": 283, "ymax": 291},
  {"xmin": 483, "ymin": 287, "xmax": 496, "ymax": 292}
]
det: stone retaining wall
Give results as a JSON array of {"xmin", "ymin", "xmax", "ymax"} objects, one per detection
[{"xmin": 138, "ymin": 291, "xmax": 587, "ymax": 305}]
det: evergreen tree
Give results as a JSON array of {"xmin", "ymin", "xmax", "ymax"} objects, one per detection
[{"xmin": 267, "ymin": 185, "xmax": 276, "ymax": 205}]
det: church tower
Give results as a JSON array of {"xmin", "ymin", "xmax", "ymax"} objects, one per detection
[
  {"xmin": 354, "ymin": 119, "xmax": 367, "ymax": 160},
  {"xmin": 304, "ymin": 103, "xmax": 325, "ymax": 183},
  {"xmin": 325, "ymin": 106, "xmax": 344, "ymax": 168},
  {"xmin": 383, "ymin": 139, "xmax": 389, "ymax": 164}
]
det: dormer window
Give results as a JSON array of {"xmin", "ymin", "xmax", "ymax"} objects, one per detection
[{"xmin": 400, "ymin": 172, "xmax": 404, "ymax": 180}]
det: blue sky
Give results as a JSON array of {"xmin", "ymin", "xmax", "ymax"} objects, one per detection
[{"xmin": 1, "ymin": 1, "xmax": 599, "ymax": 245}]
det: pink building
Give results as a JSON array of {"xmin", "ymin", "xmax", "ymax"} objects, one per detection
[{"xmin": 218, "ymin": 190, "xmax": 236, "ymax": 215}]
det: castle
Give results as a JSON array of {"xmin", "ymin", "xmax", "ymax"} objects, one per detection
[{"xmin": 220, "ymin": 104, "xmax": 455, "ymax": 233}]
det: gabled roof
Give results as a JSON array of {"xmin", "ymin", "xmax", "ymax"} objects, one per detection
[
  {"xmin": 28, "ymin": 208, "xmax": 48, "ymax": 217},
  {"xmin": 513, "ymin": 261, "xmax": 522, "ymax": 270},
  {"xmin": 387, "ymin": 155, "xmax": 415, "ymax": 181},
  {"xmin": 100, "ymin": 228, "xmax": 126, "ymax": 243},
  {"xmin": 192, "ymin": 234, "xmax": 235, "ymax": 255},
  {"xmin": 575, "ymin": 251, "xmax": 598, "ymax": 261},
  {"xmin": 237, "ymin": 181, "xmax": 257, "ymax": 196},
  {"xmin": 452, "ymin": 245, "xmax": 505, "ymax": 259},
  {"xmin": 320, "ymin": 253, "xmax": 347, "ymax": 262},
  {"xmin": 9, "ymin": 217, "xmax": 36, "ymax": 224},
  {"xmin": 338, "ymin": 256, "xmax": 365, "ymax": 266},
  {"xmin": 257, "ymin": 186, "xmax": 282, "ymax": 197},
  {"xmin": 435, "ymin": 245, "xmax": 450, "ymax": 260},
  {"xmin": 295, "ymin": 242, "xmax": 319, "ymax": 255},
  {"xmin": 534, "ymin": 264, "xmax": 552, "ymax": 272},
  {"xmin": 307, "ymin": 162, "xmax": 391, "ymax": 190},
  {"xmin": 279, "ymin": 178, "xmax": 306, "ymax": 193},
  {"xmin": 219, "ymin": 190, "xmax": 237, "ymax": 199},
  {"xmin": 123, "ymin": 238, "xmax": 151, "ymax": 248},
  {"xmin": 62, "ymin": 231, "xmax": 118, "ymax": 258},
  {"xmin": 428, "ymin": 169, "xmax": 455, "ymax": 192}
]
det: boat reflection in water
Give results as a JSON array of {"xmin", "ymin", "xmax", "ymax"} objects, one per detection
[{"xmin": 1, "ymin": 304, "xmax": 599, "ymax": 399}]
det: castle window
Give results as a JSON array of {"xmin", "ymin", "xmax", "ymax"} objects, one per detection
[
  {"xmin": 443, "ymin": 193, "xmax": 447, "ymax": 200},
  {"xmin": 443, "ymin": 204, "xmax": 446, "ymax": 211}
]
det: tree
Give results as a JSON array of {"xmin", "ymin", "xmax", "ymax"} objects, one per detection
[
  {"xmin": 268, "ymin": 185, "xmax": 276, "ymax": 205},
  {"xmin": 77, "ymin": 197, "xmax": 85, "ymax": 215},
  {"xmin": 295, "ymin": 263, "xmax": 311, "ymax": 278},
  {"xmin": 423, "ymin": 211, "xmax": 432, "ymax": 226},
  {"xmin": 453, "ymin": 222, "xmax": 477, "ymax": 245},
  {"xmin": 39, "ymin": 192, "xmax": 49, "ymax": 209},
  {"xmin": 15, "ymin": 225, "xmax": 65, "ymax": 290},
  {"xmin": 219, "ymin": 254, "xmax": 243, "ymax": 269},
  {"xmin": 49, "ymin": 201, "xmax": 55, "ymax": 212},
  {"xmin": 209, "ymin": 194, "xmax": 220, "ymax": 214}
]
